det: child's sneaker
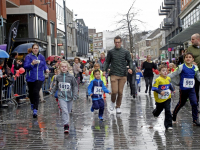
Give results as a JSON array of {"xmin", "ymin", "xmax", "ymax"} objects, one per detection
[
  {"xmin": 91, "ymin": 106, "xmax": 94, "ymax": 112},
  {"xmin": 99, "ymin": 116, "xmax": 103, "ymax": 120},
  {"xmin": 64, "ymin": 124, "xmax": 69, "ymax": 133},
  {"xmin": 167, "ymin": 127, "xmax": 173, "ymax": 130},
  {"xmin": 193, "ymin": 120, "xmax": 200, "ymax": 126},
  {"xmin": 33, "ymin": 109, "xmax": 37, "ymax": 118}
]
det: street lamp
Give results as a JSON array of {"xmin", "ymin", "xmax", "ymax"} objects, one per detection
[{"xmin": 63, "ymin": 0, "xmax": 68, "ymax": 60}]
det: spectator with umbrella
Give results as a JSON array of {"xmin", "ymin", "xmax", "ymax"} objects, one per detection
[{"xmin": 24, "ymin": 43, "xmax": 49, "ymax": 118}]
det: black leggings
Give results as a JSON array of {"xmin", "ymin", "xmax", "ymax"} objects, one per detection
[
  {"xmin": 27, "ymin": 81, "xmax": 43, "ymax": 110},
  {"xmin": 144, "ymin": 77, "xmax": 153, "ymax": 93},
  {"xmin": 128, "ymin": 72, "xmax": 136, "ymax": 96}
]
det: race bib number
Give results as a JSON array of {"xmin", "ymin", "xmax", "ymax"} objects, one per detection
[
  {"xmin": 158, "ymin": 89, "xmax": 171, "ymax": 99},
  {"xmin": 94, "ymin": 86, "xmax": 102, "ymax": 95},
  {"xmin": 59, "ymin": 82, "xmax": 71, "ymax": 91},
  {"xmin": 183, "ymin": 78, "xmax": 195, "ymax": 88},
  {"xmin": 136, "ymin": 75, "xmax": 140, "ymax": 80}
]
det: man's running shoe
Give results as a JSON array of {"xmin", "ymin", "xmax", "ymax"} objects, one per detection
[
  {"xmin": 109, "ymin": 102, "xmax": 115, "ymax": 111},
  {"xmin": 116, "ymin": 108, "xmax": 121, "ymax": 114},
  {"xmin": 64, "ymin": 124, "xmax": 69, "ymax": 133}
]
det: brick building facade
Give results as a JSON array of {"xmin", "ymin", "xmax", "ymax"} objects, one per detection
[{"xmin": 0, "ymin": 0, "xmax": 57, "ymax": 57}]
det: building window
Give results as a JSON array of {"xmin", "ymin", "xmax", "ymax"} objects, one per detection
[
  {"xmin": 51, "ymin": 23, "xmax": 55, "ymax": 44},
  {"xmin": 98, "ymin": 33, "xmax": 102, "ymax": 37},
  {"xmin": 93, "ymin": 34, "xmax": 97, "ymax": 37},
  {"xmin": 7, "ymin": 14, "xmax": 28, "ymax": 38},
  {"xmin": 51, "ymin": 46, "xmax": 55, "ymax": 55}
]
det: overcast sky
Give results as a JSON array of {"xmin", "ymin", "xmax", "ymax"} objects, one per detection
[{"xmin": 58, "ymin": 0, "xmax": 165, "ymax": 32}]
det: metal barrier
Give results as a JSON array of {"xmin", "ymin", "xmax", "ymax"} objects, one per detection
[
  {"xmin": 0, "ymin": 75, "xmax": 26, "ymax": 107},
  {"xmin": 0, "ymin": 72, "xmax": 55, "ymax": 107}
]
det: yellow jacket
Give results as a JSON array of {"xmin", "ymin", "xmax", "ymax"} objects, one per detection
[{"xmin": 90, "ymin": 70, "xmax": 106, "ymax": 85}]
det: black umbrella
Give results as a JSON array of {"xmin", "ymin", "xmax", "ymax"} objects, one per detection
[{"xmin": 12, "ymin": 43, "xmax": 44, "ymax": 53}]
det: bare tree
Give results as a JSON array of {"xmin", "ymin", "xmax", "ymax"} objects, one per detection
[{"xmin": 114, "ymin": 0, "xmax": 144, "ymax": 56}]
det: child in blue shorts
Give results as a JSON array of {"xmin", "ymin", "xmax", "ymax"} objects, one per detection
[{"xmin": 88, "ymin": 69, "xmax": 111, "ymax": 120}]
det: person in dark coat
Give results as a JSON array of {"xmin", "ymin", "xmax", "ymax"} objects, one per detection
[{"xmin": 142, "ymin": 55, "xmax": 157, "ymax": 95}]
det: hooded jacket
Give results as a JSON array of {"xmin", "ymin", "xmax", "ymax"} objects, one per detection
[
  {"xmin": 52, "ymin": 72, "xmax": 78, "ymax": 101},
  {"xmin": 24, "ymin": 53, "xmax": 48, "ymax": 82}
]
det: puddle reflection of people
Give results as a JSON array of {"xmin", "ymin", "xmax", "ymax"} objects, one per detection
[
  {"xmin": 112, "ymin": 114, "xmax": 128, "ymax": 149},
  {"xmin": 63, "ymin": 114, "xmax": 77, "ymax": 149},
  {"xmin": 153, "ymin": 131, "xmax": 171, "ymax": 149},
  {"xmin": 91, "ymin": 118, "xmax": 107, "ymax": 149},
  {"xmin": 181, "ymin": 121, "xmax": 193, "ymax": 148}
]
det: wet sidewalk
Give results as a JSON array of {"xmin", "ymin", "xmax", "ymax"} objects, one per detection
[{"xmin": 0, "ymin": 78, "xmax": 200, "ymax": 149}]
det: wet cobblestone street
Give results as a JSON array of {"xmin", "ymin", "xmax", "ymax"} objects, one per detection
[{"xmin": 0, "ymin": 78, "xmax": 200, "ymax": 150}]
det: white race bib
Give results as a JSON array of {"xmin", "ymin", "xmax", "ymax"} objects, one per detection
[
  {"xmin": 94, "ymin": 86, "xmax": 102, "ymax": 95},
  {"xmin": 59, "ymin": 82, "xmax": 71, "ymax": 91},
  {"xmin": 158, "ymin": 89, "xmax": 171, "ymax": 99},
  {"xmin": 136, "ymin": 75, "xmax": 140, "ymax": 80},
  {"xmin": 183, "ymin": 78, "xmax": 195, "ymax": 88}
]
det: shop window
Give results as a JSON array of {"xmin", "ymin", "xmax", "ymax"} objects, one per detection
[{"xmin": 7, "ymin": 14, "xmax": 28, "ymax": 38}]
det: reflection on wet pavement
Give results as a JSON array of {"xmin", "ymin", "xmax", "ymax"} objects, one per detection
[{"xmin": 0, "ymin": 78, "xmax": 200, "ymax": 149}]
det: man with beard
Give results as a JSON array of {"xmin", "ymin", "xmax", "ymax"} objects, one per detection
[{"xmin": 187, "ymin": 33, "xmax": 200, "ymax": 107}]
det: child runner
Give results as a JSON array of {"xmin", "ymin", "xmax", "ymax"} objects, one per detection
[
  {"xmin": 83, "ymin": 70, "xmax": 90, "ymax": 99},
  {"xmin": 88, "ymin": 69, "xmax": 111, "ymax": 120},
  {"xmin": 168, "ymin": 63, "xmax": 176, "ymax": 73},
  {"xmin": 152, "ymin": 65, "xmax": 175, "ymax": 130},
  {"xmin": 52, "ymin": 61, "xmax": 78, "ymax": 133},
  {"xmin": 136, "ymin": 68, "xmax": 143, "ymax": 93},
  {"xmin": 168, "ymin": 52, "xmax": 200, "ymax": 126},
  {"xmin": 90, "ymin": 63, "xmax": 107, "ymax": 98},
  {"xmin": 68, "ymin": 66, "xmax": 74, "ymax": 76},
  {"xmin": 168, "ymin": 63, "xmax": 176, "ymax": 94}
]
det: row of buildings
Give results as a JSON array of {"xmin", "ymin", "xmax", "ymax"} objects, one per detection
[
  {"xmin": 0, "ymin": 0, "xmax": 118, "ymax": 60},
  {"xmin": 0, "ymin": 0, "xmax": 90, "ymax": 59},
  {"xmin": 130, "ymin": 0, "xmax": 200, "ymax": 65}
]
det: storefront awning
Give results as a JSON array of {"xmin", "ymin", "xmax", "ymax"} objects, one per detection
[
  {"xmin": 159, "ymin": 42, "xmax": 183, "ymax": 50},
  {"xmin": 169, "ymin": 20, "xmax": 200, "ymax": 43}
]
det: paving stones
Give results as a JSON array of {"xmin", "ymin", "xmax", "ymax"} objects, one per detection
[{"xmin": 0, "ymin": 78, "xmax": 200, "ymax": 149}]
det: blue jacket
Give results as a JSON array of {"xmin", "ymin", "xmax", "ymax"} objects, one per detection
[
  {"xmin": 24, "ymin": 53, "xmax": 48, "ymax": 82},
  {"xmin": 88, "ymin": 78, "xmax": 110, "ymax": 100}
]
